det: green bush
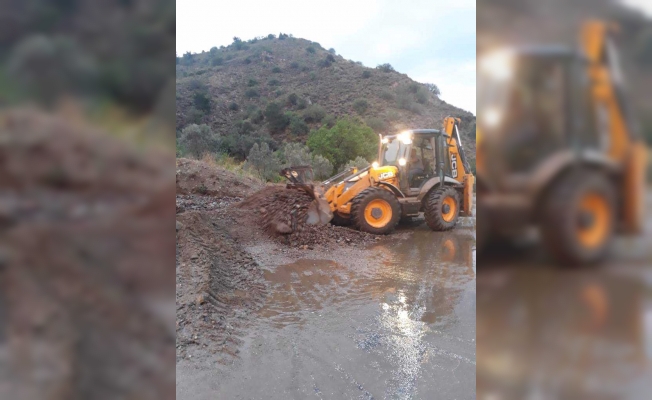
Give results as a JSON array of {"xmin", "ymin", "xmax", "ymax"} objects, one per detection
[
  {"xmin": 307, "ymin": 118, "xmax": 377, "ymax": 169},
  {"xmin": 186, "ymin": 107, "xmax": 205, "ymax": 124},
  {"xmin": 288, "ymin": 113, "xmax": 309, "ymax": 136},
  {"xmin": 228, "ymin": 102, "xmax": 239, "ymax": 111},
  {"xmin": 210, "ymin": 46, "xmax": 218, "ymax": 54},
  {"xmin": 211, "ymin": 56, "xmax": 223, "ymax": 66},
  {"xmin": 244, "ymin": 57, "xmax": 252, "ymax": 64},
  {"xmin": 247, "ymin": 107, "xmax": 264, "ymax": 124},
  {"xmin": 353, "ymin": 98, "xmax": 369, "ymax": 114},
  {"xmin": 322, "ymin": 114, "xmax": 336, "ymax": 128},
  {"xmin": 279, "ymin": 33, "xmax": 289, "ymax": 40},
  {"xmin": 415, "ymin": 86, "xmax": 429, "ymax": 104},
  {"xmin": 306, "ymin": 46, "xmax": 316, "ymax": 54},
  {"xmin": 267, "ymin": 33, "xmax": 276, "ymax": 39},
  {"xmin": 396, "ymin": 92, "xmax": 422, "ymax": 114},
  {"xmin": 339, "ymin": 156, "xmax": 370, "ymax": 173},
  {"xmin": 265, "ymin": 101, "xmax": 290, "ymax": 132},
  {"xmin": 247, "ymin": 78, "xmax": 258, "ymax": 87},
  {"xmin": 280, "ymin": 142, "xmax": 313, "ymax": 167},
  {"xmin": 220, "ymin": 132, "xmax": 275, "ymax": 160},
  {"xmin": 179, "ymin": 124, "xmax": 219, "ymax": 158},
  {"xmin": 272, "ymin": 66, "xmax": 281, "ymax": 73},
  {"xmin": 376, "ymin": 63, "xmax": 395, "ymax": 72},
  {"xmin": 379, "ymin": 89, "xmax": 394, "ymax": 101},
  {"xmin": 303, "ymin": 104, "xmax": 326, "ymax": 123},
  {"xmin": 287, "ymin": 92, "xmax": 299, "ymax": 106},
  {"xmin": 296, "ymin": 97, "xmax": 308, "ymax": 110},
  {"xmin": 425, "ymin": 83, "xmax": 441, "ymax": 97},
  {"xmin": 301, "ymin": 65, "xmax": 310, "ymax": 72},
  {"xmin": 268, "ymin": 79, "xmax": 280, "ymax": 86},
  {"xmin": 365, "ymin": 117, "xmax": 387, "ymax": 132},
  {"xmin": 290, "ymin": 61, "xmax": 300, "ymax": 69},
  {"xmin": 362, "ymin": 70, "xmax": 371, "ymax": 78},
  {"xmin": 312, "ymin": 154, "xmax": 334, "ymax": 179},
  {"xmin": 187, "ymin": 78, "xmax": 206, "ymax": 91},
  {"xmin": 328, "ymin": 48, "xmax": 336, "ymax": 54},
  {"xmin": 245, "ymin": 88, "xmax": 260, "ymax": 98},
  {"xmin": 310, "ymin": 72, "xmax": 317, "ymax": 81},
  {"xmin": 234, "ymin": 119, "xmax": 255, "ymax": 134},
  {"xmin": 245, "ymin": 142, "xmax": 281, "ymax": 181},
  {"xmin": 193, "ymin": 91, "xmax": 211, "ymax": 113}
]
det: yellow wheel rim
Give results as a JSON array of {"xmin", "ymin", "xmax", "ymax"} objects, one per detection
[
  {"xmin": 442, "ymin": 196, "xmax": 457, "ymax": 222},
  {"xmin": 577, "ymin": 193, "xmax": 610, "ymax": 249},
  {"xmin": 364, "ymin": 199, "xmax": 393, "ymax": 228}
]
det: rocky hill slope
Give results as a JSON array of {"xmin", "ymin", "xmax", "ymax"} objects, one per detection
[{"xmin": 176, "ymin": 34, "xmax": 476, "ymax": 162}]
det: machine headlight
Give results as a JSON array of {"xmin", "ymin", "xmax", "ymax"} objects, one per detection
[
  {"xmin": 381, "ymin": 137, "xmax": 389, "ymax": 144},
  {"xmin": 480, "ymin": 49, "xmax": 514, "ymax": 81},
  {"xmin": 483, "ymin": 107, "xmax": 502, "ymax": 128},
  {"xmin": 397, "ymin": 131, "xmax": 413, "ymax": 145},
  {"xmin": 372, "ymin": 161, "xmax": 379, "ymax": 168},
  {"xmin": 398, "ymin": 158, "xmax": 407, "ymax": 166}
]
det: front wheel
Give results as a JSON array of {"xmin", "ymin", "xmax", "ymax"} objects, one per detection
[
  {"xmin": 351, "ymin": 187, "xmax": 401, "ymax": 234},
  {"xmin": 424, "ymin": 186, "xmax": 461, "ymax": 231}
]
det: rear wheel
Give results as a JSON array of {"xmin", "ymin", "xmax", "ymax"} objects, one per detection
[
  {"xmin": 351, "ymin": 187, "xmax": 401, "ymax": 234},
  {"xmin": 540, "ymin": 171, "xmax": 615, "ymax": 265},
  {"xmin": 424, "ymin": 186, "xmax": 460, "ymax": 231}
]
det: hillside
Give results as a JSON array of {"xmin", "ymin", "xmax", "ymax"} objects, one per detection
[{"xmin": 175, "ymin": 34, "xmax": 476, "ymax": 165}]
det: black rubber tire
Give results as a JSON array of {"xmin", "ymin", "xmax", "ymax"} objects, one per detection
[
  {"xmin": 351, "ymin": 187, "xmax": 401, "ymax": 234},
  {"xmin": 424, "ymin": 186, "xmax": 461, "ymax": 231},
  {"xmin": 540, "ymin": 171, "xmax": 616, "ymax": 265},
  {"xmin": 331, "ymin": 212, "xmax": 351, "ymax": 226}
]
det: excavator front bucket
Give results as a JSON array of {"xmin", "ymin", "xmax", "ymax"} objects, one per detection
[{"xmin": 280, "ymin": 166, "xmax": 333, "ymax": 225}]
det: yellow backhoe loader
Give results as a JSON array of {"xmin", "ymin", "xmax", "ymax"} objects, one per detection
[
  {"xmin": 476, "ymin": 20, "xmax": 647, "ymax": 264},
  {"xmin": 285, "ymin": 116, "xmax": 475, "ymax": 234}
]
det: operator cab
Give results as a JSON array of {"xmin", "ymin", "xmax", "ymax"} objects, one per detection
[
  {"xmin": 478, "ymin": 42, "xmax": 628, "ymax": 179},
  {"xmin": 378, "ymin": 129, "xmax": 455, "ymax": 194}
]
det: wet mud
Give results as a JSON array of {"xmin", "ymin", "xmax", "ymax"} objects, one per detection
[{"xmin": 177, "ymin": 221, "xmax": 476, "ymax": 399}]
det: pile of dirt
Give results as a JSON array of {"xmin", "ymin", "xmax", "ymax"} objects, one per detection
[
  {"xmin": 176, "ymin": 157, "xmax": 263, "ymax": 198},
  {"xmin": 237, "ymin": 185, "xmax": 377, "ymax": 248}
]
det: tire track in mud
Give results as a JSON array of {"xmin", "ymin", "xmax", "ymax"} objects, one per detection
[{"xmin": 175, "ymin": 211, "xmax": 267, "ymax": 363}]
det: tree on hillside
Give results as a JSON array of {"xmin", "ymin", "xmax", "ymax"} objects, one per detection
[
  {"xmin": 245, "ymin": 142, "xmax": 281, "ymax": 181},
  {"xmin": 280, "ymin": 142, "xmax": 313, "ymax": 167},
  {"xmin": 376, "ymin": 63, "xmax": 395, "ymax": 72},
  {"xmin": 279, "ymin": 143, "xmax": 334, "ymax": 180},
  {"xmin": 425, "ymin": 83, "xmax": 441, "ymax": 98},
  {"xmin": 307, "ymin": 118, "xmax": 377, "ymax": 169},
  {"xmin": 178, "ymin": 124, "xmax": 219, "ymax": 158},
  {"xmin": 339, "ymin": 156, "xmax": 370, "ymax": 173},
  {"xmin": 312, "ymin": 154, "xmax": 333, "ymax": 179},
  {"xmin": 265, "ymin": 101, "xmax": 290, "ymax": 132}
]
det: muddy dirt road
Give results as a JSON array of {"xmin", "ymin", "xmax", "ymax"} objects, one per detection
[
  {"xmin": 177, "ymin": 221, "xmax": 476, "ymax": 399},
  {"xmin": 477, "ymin": 188, "xmax": 652, "ymax": 399}
]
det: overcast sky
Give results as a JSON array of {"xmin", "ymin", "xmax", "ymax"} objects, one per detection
[
  {"xmin": 177, "ymin": 0, "xmax": 476, "ymax": 114},
  {"xmin": 622, "ymin": 0, "xmax": 652, "ymax": 16}
]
